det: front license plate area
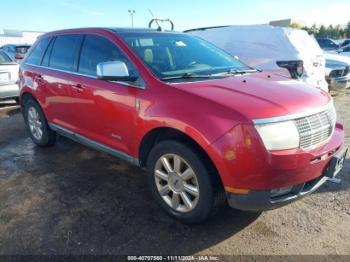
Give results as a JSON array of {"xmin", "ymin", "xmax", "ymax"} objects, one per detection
[{"xmin": 325, "ymin": 148, "xmax": 348, "ymax": 178}]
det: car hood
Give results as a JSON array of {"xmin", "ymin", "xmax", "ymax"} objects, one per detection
[{"xmin": 170, "ymin": 72, "xmax": 330, "ymax": 121}]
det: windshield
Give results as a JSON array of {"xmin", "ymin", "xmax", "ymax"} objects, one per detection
[{"xmin": 120, "ymin": 32, "xmax": 253, "ymax": 81}]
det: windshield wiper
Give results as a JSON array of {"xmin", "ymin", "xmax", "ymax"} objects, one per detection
[
  {"xmin": 213, "ymin": 68, "xmax": 259, "ymax": 76},
  {"xmin": 161, "ymin": 73, "xmax": 217, "ymax": 80},
  {"xmin": 161, "ymin": 69, "xmax": 259, "ymax": 81}
]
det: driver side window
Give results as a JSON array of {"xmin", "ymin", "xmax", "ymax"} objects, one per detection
[{"xmin": 78, "ymin": 35, "xmax": 141, "ymax": 85}]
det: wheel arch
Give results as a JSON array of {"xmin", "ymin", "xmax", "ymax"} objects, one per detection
[
  {"xmin": 138, "ymin": 127, "xmax": 224, "ymax": 190},
  {"xmin": 21, "ymin": 92, "xmax": 39, "ymax": 108}
]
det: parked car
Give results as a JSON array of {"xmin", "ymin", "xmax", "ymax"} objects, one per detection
[
  {"xmin": 0, "ymin": 50, "xmax": 19, "ymax": 102},
  {"xmin": 340, "ymin": 39, "xmax": 350, "ymax": 48},
  {"xmin": 316, "ymin": 38, "xmax": 340, "ymax": 51},
  {"xmin": 0, "ymin": 44, "xmax": 31, "ymax": 63},
  {"xmin": 185, "ymin": 25, "xmax": 329, "ymax": 92},
  {"xmin": 19, "ymin": 28, "xmax": 346, "ymax": 223},
  {"xmin": 324, "ymin": 52, "xmax": 350, "ymax": 89},
  {"xmin": 337, "ymin": 44, "xmax": 350, "ymax": 57}
]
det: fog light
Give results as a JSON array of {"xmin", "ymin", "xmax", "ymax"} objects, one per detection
[{"xmin": 271, "ymin": 186, "xmax": 293, "ymax": 198}]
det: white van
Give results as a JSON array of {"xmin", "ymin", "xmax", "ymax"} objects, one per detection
[{"xmin": 185, "ymin": 25, "xmax": 328, "ymax": 92}]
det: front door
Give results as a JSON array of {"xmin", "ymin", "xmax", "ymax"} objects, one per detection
[{"xmin": 68, "ymin": 34, "xmax": 144, "ymax": 154}]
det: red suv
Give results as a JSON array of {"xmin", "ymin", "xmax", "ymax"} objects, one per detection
[{"xmin": 19, "ymin": 28, "xmax": 347, "ymax": 223}]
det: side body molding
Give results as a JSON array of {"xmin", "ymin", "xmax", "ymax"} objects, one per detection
[{"xmin": 49, "ymin": 123, "xmax": 139, "ymax": 166}]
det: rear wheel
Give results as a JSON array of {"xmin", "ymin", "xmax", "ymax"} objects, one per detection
[
  {"xmin": 147, "ymin": 140, "xmax": 224, "ymax": 223},
  {"xmin": 24, "ymin": 99, "xmax": 56, "ymax": 147}
]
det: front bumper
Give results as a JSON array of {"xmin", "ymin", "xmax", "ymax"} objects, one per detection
[
  {"xmin": 208, "ymin": 123, "xmax": 345, "ymax": 190},
  {"xmin": 227, "ymin": 146, "xmax": 348, "ymax": 211}
]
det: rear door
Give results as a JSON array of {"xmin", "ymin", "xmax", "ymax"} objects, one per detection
[{"xmin": 41, "ymin": 34, "xmax": 84, "ymax": 130}]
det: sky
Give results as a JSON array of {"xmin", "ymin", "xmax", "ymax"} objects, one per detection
[{"xmin": 1, "ymin": 0, "xmax": 350, "ymax": 32}]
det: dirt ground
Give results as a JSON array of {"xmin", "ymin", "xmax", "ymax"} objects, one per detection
[{"xmin": 0, "ymin": 90, "xmax": 349, "ymax": 256}]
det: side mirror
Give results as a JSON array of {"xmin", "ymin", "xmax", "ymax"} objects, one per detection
[{"xmin": 96, "ymin": 61, "xmax": 138, "ymax": 82}]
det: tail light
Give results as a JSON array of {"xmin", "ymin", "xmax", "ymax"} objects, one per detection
[
  {"xmin": 15, "ymin": 55, "xmax": 24, "ymax": 60},
  {"xmin": 276, "ymin": 60, "xmax": 304, "ymax": 79}
]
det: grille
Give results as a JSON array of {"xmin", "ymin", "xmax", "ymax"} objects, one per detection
[
  {"xmin": 329, "ymin": 66, "xmax": 350, "ymax": 78},
  {"xmin": 294, "ymin": 105, "xmax": 336, "ymax": 150}
]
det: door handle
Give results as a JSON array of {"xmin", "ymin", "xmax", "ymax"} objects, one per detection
[
  {"xmin": 36, "ymin": 74, "xmax": 44, "ymax": 83},
  {"xmin": 72, "ymin": 84, "xmax": 84, "ymax": 92}
]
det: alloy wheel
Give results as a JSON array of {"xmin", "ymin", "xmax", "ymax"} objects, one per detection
[
  {"xmin": 154, "ymin": 154, "xmax": 200, "ymax": 213},
  {"xmin": 27, "ymin": 106, "xmax": 43, "ymax": 140}
]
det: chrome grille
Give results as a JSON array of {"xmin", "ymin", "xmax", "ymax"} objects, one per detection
[{"xmin": 294, "ymin": 105, "xmax": 336, "ymax": 150}]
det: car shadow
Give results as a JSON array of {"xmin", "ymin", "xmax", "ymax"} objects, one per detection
[{"xmin": 0, "ymin": 136, "xmax": 261, "ymax": 255}]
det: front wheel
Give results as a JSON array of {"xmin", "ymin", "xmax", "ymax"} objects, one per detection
[
  {"xmin": 147, "ymin": 140, "xmax": 224, "ymax": 223},
  {"xmin": 24, "ymin": 99, "xmax": 56, "ymax": 147}
]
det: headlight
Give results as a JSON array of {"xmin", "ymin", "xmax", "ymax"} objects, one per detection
[{"xmin": 255, "ymin": 121, "xmax": 300, "ymax": 151}]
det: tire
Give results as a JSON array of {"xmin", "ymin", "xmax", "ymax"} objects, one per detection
[
  {"xmin": 23, "ymin": 99, "xmax": 56, "ymax": 147},
  {"xmin": 147, "ymin": 140, "xmax": 224, "ymax": 223}
]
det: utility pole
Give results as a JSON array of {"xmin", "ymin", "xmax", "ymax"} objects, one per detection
[{"xmin": 128, "ymin": 10, "xmax": 136, "ymax": 28}]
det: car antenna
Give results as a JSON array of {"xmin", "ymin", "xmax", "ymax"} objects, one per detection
[{"xmin": 148, "ymin": 9, "xmax": 174, "ymax": 31}]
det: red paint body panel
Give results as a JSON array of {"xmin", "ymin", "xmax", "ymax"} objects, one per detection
[
  {"xmin": 19, "ymin": 28, "xmax": 345, "ymax": 192},
  {"xmin": 207, "ymin": 123, "xmax": 344, "ymax": 190}
]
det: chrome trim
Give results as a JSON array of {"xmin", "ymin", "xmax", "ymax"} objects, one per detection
[
  {"xmin": 270, "ymin": 176, "xmax": 329, "ymax": 204},
  {"xmin": 96, "ymin": 61, "xmax": 129, "ymax": 79},
  {"xmin": 49, "ymin": 123, "xmax": 139, "ymax": 165},
  {"xmin": 25, "ymin": 63, "xmax": 146, "ymax": 89},
  {"xmin": 253, "ymin": 101, "xmax": 332, "ymax": 125},
  {"xmin": 330, "ymin": 75, "xmax": 350, "ymax": 89}
]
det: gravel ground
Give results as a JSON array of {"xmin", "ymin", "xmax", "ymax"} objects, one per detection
[{"xmin": 0, "ymin": 91, "xmax": 349, "ymax": 256}]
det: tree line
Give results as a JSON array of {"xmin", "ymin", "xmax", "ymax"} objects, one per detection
[{"xmin": 290, "ymin": 22, "xmax": 350, "ymax": 39}]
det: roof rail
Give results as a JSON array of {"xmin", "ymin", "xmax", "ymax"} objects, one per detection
[{"xmin": 184, "ymin": 25, "xmax": 230, "ymax": 33}]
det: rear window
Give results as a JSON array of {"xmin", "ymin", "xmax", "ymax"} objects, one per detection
[
  {"xmin": 0, "ymin": 51, "xmax": 12, "ymax": 63},
  {"xmin": 26, "ymin": 37, "xmax": 51, "ymax": 65},
  {"xmin": 4, "ymin": 45, "xmax": 15, "ymax": 52},
  {"xmin": 49, "ymin": 35, "xmax": 83, "ymax": 71}
]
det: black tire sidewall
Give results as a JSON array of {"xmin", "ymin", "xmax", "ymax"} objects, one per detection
[
  {"xmin": 24, "ymin": 100, "xmax": 53, "ymax": 146},
  {"xmin": 147, "ymin": 140, "xmax": 215, "ymax": 223}
]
